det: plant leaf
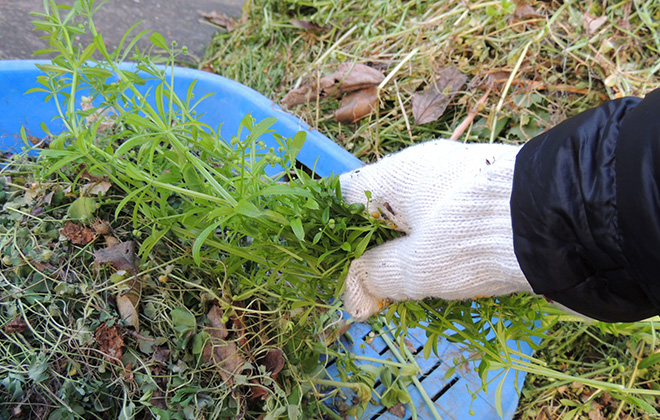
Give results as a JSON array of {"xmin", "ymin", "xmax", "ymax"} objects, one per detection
[
  {"xmin": 202, "ymin": 305, "xmax": 245, "ymax": 385},
  {"xmin": 412, "ymin": 67, "xmax": 466, "ymax": 126},
  {"xmin": 171, "ymin": 307, "xmax": 196, "ymax": 332},
  {"xmin": 116, "ymin": 277, "xmax": 141, "ymax": 331},
  {"xmin": 67, "ymin": 196, "xmax": 97, "ymax": 221},
  {"xmin": 95, "ymin": 323, "xmax": 124, "ymax": 364},
  {"xmin": 61, "ymin": 221, "xmax": 97, "ymax": 245},
  {"xmin": 28, "ymin": 355, "xmax": 50, "ymax": 383},
  {"xmin": 234, "ymin": 199, "xmax": 264, "ymax": 218},
  {"xmin": 291, "ymin": 217, "xmax": 305, "ymax": 241},
  {"xmin": 334, "ymin": 87, "xmax": 378, "ymax": 123},
  {"xmin": 149, "ymin": 32, "xmax": 168, "ymax": 50},
  {"xmin": 93, "ymin": 241, "xmax": 136, "ymax": 272},
  {"xmin": 282, "ymin": 63, "xmax": 385, "ymax": 108}
]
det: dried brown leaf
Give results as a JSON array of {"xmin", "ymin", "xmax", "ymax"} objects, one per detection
[
  {"xmin": 250, "ymin": 378, "xmax": 269, "ymax": 400},
  {"xmin": 80, "ymin": 167, "xmax": 106, "ymax": 182},
  {"xmin": 4, "ymin": 316, "xmax": 28, "ymax": 334},
  {"xmin": 116, "ymin": 281, "xmax": 141, "ymax": 331},
  {"xmin": 81, "ymin": 181, "xmax": 112, "ymax": 197},
  {"xmin": 404, "ymin": 338, "xmax": 417, "ymax": 354},
  {"xmin": 535, "ymin": 409, "xmax": 551, "ymax": 420},
  {"xmin": 261, "ymin": 348, "xmax": 284, "ymax": 379},
  {"xmin": 152, "ymin": 346, "xmax": 171, "ymax": 364},
  {"xmin": 202, "ymin": 305, "xmax": 245, "ymax": 384},
  {"xmin": 412, "ymin": 67, "xmax": 467, "ymax": 126},
  {"xmin": 198, "ymin": 10, "xmax": 236, "ymax": 31},
  {"xmin": 291, "ymin": 19, "xmax": 329, "ymax": 32},
  {"xmin": 282, "ymin": 63, "xmax": 385, "ymax": 108},
  {"xmin": 95, "ymin": 323, "xmax": 124, "ymax": 364},
  {"xmin": 150, "ymin": 390, "xmax": 167, "ymax": 409},
  {"xmin": 486, "ymin": 70, "xmax": 512, "ymax": 85},
  {"xmin": 334, "ymin": 87, "xmax": 378, "ymax": 123},
  {"xmin": 588, "ymin": 408, "xmax": 606, "ymax": 420},
  {"xmin": 584, "ymin": 14, "xmax": 608, "ymax": 35},
  {"xmin": 91, "ymin": 219, "xmax": 112, "ymax": 235},
  {"xmin": 513, "ymin": 1, "xmax": 540, "ymax": 19},
  {"xmin": 61, "ymin": 221, "xmax": 97, "ymax": 245},
  {"xmin": 27, "ymin": 135, "xmax": 48, "ymax": 148},
  {"xmin": 93, "ymin": 241, "xmax": 136, "ymax": 272},
  {"xmin": 388, "ymin": 403, "xmax": 406, "ymax": 418},
  {"xmin": 104, "ymin": 236, "xmax": 120, "ymax": 248}
]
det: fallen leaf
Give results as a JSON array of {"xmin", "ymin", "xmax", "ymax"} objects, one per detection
[
  {"xmin": 230, "ymin": 307, "xmax": 248, "ymax": 348},
  {"xmin": 198, "ymin": 10, "xmax": 237, "ymax": 31},
  {"xmin": 513, "ymin": 1, "xmax": 540, "ymax": 19},
  {"xmin": 291, "ymin": 19, "xmax": 329, "ymax": 32},
  {"xmin": 202, "ymin": 305, "xmax": 245, "ymax": 384},
  {"xmin": 412, "ymin": 67, "xmax": 466, "ymax": 126},
  {"xmin": 95, "ymin": 323, "xmax": 124, "ymax": 364},
  {"xmin": 152, "ymin": 346, "xmax": 171, "ymax": 364},
  {"xmin": 80, "ymin": 167, "xmax": 107, "ymax": 182},
  {"xmin": 535, "ymin": 410, "xmax": 551, "ymax": 420},
  {"xmin": 599, "ymin": 392, "xmax": 615, "ymax": 407},
  {"xmin": 588, "ymin": 408, "xmax": 605, "ymax": 420},
  {"xmin": 4, "ymin": 316, "xmax": 28, "ymax": 334},
  {"xmin": 404, "ymin": 338, "xmax": 417, "ymax": 354},
  {"xmin": 27, "ymin": 135, "xmax": 48, "ymax": 148},
  {"xmin": 249, "ymin": 349, "xmax": 285, "ymax": 401},
  {"xmin": 104, "ymin": 236, "xmax": 120, "ymax": 247},
  {"xmin": 93, "ymin": 241, "xmax": 136, "ymax": 272},
  {"xmin": 80, "ymin": 98, "xmax": 117, "ymax": 131},
  {"xmin": 282, "ymin": 63, "xmax": 385, "ymax": 108},
  {"xmin": 150, "ymin": 390, "xmax": 167, "ymax": 409},
  {"xmin": 584, "ymin": 14, "xmax": 608, "ymax": 35},
  {"xmin": 388, "ymin": 403, "xmax": 406, "ymax": 418},
  {"xmin": 334, "ymin": 86, "xmax": 378, "ymax": 123},
  {"xmin": 116, "ymin": 278, "xmax": 141, "ymax": 331},
  {"xmin": 261, "ymin": 348, "xmax": 285, "ymax": 380},
  {"xmin": 61, "ymin": 221, "xmax": 97, "ymax": 245},
  {"xmin": 121, "ymin": 365, "xmax": 134, "ymax": 383},
  {"xmin": 90, "ymin": 219, "xmax": 112, "ymax": 235},
  {"xmin": 43, "ymin": 190, "xmax": 55, "ymax": 205},
  {"xmin": 485, "ymin": 70, "xmax": 512, "ymax": 85},
  {"xmin": 80, "ymin": 181, "xmax": 112, "ymax": 197},
  {"xmin": 250, "ymin": 379, "xmax": 270, "ymax": 400}
]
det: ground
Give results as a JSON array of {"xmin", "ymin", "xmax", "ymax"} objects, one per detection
[{"xmin": 0, "ymin": 0, "xmax": 242, "ymax": 61}]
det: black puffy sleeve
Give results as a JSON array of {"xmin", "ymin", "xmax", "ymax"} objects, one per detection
[{"xmin": 511, "ymin": 89, "xmax": 660, "ymax": 322}]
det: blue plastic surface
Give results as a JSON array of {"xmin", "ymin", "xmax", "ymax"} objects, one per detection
[{"xmin": 0, "ymin": 60, "xmax": 536, "ymax": 419}]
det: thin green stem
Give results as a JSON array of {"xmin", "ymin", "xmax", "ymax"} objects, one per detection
[{"xmin": 381, "ymin": 329, "xmax": 441, "ymax": 420}]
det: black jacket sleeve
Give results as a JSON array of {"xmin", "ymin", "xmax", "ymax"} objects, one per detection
[{"xmin": 511, "ymin": 89, "xmax": 660, "ymax": 322}]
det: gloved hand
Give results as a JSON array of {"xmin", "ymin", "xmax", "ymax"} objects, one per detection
[{"xmin": 339, "ymin": 139, "xmax": 534, "ymax": 321}]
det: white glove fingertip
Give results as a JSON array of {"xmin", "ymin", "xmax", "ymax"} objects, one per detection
[{"xmin": 343, "ymin": 261, "xmax": 382, "ymax": 321}]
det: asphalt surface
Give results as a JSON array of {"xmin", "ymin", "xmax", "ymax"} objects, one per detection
[{"xmin": 0, "ymin": 0, "xmax": 243, "ymax": 61}]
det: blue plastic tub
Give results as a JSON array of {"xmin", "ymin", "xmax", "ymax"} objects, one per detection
[
  {"xmin": 0, "ymin": 60, "xmax": 362, "ymax": 176},
  {"xmin": 0, "ymin": 60, "xmax": 534, "ymax": 419}
]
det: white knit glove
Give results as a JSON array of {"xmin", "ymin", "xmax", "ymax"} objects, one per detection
[{"xmin": 340, "ymin": 139, "xmax": 534, "ymax": 321}]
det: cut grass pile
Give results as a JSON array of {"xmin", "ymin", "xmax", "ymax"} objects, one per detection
[{"xmin": 203, "ymin": 0, "xmax": 660, "ymax": 161}]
